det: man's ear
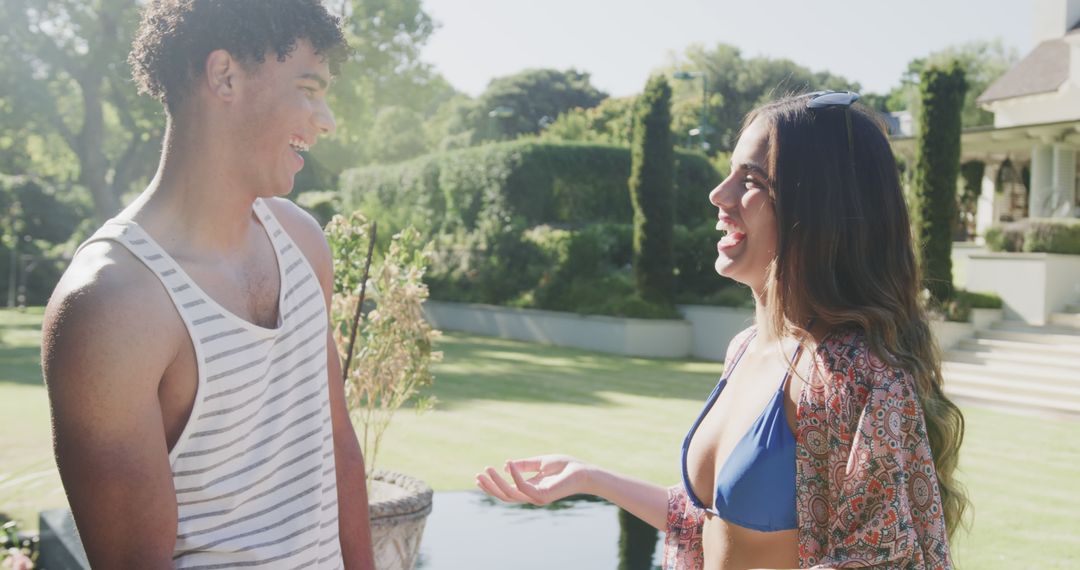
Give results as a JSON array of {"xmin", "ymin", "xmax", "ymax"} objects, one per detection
[{"xmin": 205, "ymin": 49, "xmax": 239, "ymax": 101}]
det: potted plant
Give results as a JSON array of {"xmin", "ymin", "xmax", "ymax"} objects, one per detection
[{"xmin": 326, "ymin": 212, "xmax": 442, "ymax": 569}]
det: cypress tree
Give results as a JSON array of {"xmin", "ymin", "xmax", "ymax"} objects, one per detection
[
  {"xmin": 628, "ymin": 75, "xmax": 675, "ymax": 304},
  {"xmin": 617, "ymin": 508, "xmax": 658, "ymax": 569},
  {"xmin": 913, "ymin": 61, "xmax": 966, "ymax": 304},
  {"xmin": 958, "ymin": 160, "xmax": 986, "ymax": 240}
]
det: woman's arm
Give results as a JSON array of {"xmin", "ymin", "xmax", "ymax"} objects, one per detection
[
  {"xmin": 583, "ymin": 465, "xmax": 670, "ymax": 529},
  {"xmin": 476, "ymin": 455, "xmax": 670, "ymax": 530}
]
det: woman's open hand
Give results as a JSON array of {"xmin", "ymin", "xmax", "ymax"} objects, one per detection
[{"xmin": 475, "ymin": 454, "xmax": 592, "ymax": 506}]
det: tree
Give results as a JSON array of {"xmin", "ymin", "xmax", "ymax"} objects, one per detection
[
  {"xmin": 664, "ymin": 43, "xmax": 861, "ymax": 152},
  {"xmin": 913, "ymin": 62, "xmax": 966, "ymax": 304},
  {"xmin": 540, "ymin": 96, "xmax": 636, "ymax": 146},
  {"xmin": 958, "ymin": 160, "xmax": 985, "ymax": 241},
  {"xmin": 0, "ymin": 0, "xmax": 456, "ymax": 216},
  {"xmin": 617, "ymin": 508, "xmax": 657, "ymax": 569},
  {"xmin": 886, "ymin": 40, "xmax": 1018, "ymax": 128},
  {"xmin": 0, "ymin": 0, "xmax": 165, "ymax": 222},
  {"xmin": 447, "ymin": 68, "xmax": 608, "ymax": 145},
  {"xmin": 369, "ymin": 106, "xmax": 430, "ymax": 164},
  {"xmin": 314, "ymin": 0, "xmax": 459, "ymax": 174},
  {"xmin": 628, "ymin": 75, "xmax": 675, "ymax": 304}
]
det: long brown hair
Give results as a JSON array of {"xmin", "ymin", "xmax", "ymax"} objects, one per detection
[{"xmin": 746, "ymin": 95, "xmax": 968, "ymax": 538}]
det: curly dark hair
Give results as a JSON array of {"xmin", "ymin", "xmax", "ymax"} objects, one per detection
[{"xmin": 129, "ymin": 0, "xmax": 349, "ymax": 113}]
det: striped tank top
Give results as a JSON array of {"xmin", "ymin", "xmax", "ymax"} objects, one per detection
[{"xmin": 78, "ymin": 198, "xmax": 342, "ymax": 569}]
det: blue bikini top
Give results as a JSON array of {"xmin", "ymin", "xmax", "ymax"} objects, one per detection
[{"xmin": 680, "ymin": 331, "xmax": 800, "ymax": 532}]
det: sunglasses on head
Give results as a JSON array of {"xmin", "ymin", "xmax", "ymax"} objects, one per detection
[{"xmin": 805, "ymin": 90, "xmax": 861, "ymax": 110}]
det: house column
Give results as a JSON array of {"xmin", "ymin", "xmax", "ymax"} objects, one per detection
[
  {"xmin": 1030, "ymin": 144, "xmax": 1054, "ymax": 218},
  {"xmin": 975, "ymin": 161, "xmax": 1000, "ymax": 240},
  {"xmin": 1052, "ymin": 143, "xmax": 1077, "ymax": 217}
]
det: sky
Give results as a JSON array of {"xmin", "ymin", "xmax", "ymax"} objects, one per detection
[{"xmin": 420, "ymin": 0, "xmax": 1034, "ymax": 98}]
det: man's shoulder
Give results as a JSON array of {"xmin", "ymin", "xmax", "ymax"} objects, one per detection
[
  {"xmin": 53, "ymin": 240, "xmax": 168, "ymax": 312},
  {"xmin": 44, "ymin": 240, "xmax": 181, "ymax": 362},
  {"xmin": 263, "ymin": 197, "xmax": 332, "ymax": 278},
  {"xmin": 263, "ymin": 197, "xmax": 327, "ymax": 247}
]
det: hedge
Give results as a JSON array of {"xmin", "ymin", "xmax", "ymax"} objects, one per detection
[
  {"xmin": 338, "ymin": 140, "xmax": 725, "ymax": 318},
  {"xmin": 421, "ymin": 220, "xmax": 745, "ymax": 318},
  {"xmin": 941, "ymin": 289, "xmax": 1004, "ymax": 322},
  {"xmin": 985, "ymin": 218, "xmax": 1080, "ymax": 254},
  {"xmin": 339, "ymin": 140, "xmax": 720, "ymax": 237}
]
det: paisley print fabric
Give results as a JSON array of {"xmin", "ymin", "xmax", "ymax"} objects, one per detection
[{"xmin": 663, "ymin": 328, "xmax": 952, "ymax": 570}]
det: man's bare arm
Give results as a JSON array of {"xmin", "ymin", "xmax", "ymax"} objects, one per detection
[
  {"xmin": 42, "ymin": 246, "xmax": 182, "ymax": 569},
  {"xmin": 269, "ymin": 199, "xmax": 376, "ymax": 569}
]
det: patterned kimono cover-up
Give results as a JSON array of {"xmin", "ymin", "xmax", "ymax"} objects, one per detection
[{"xmin": 663, "ymin": 328, "xmax": 953, "ymax": 570}]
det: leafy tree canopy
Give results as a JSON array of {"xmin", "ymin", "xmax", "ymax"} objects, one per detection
[
  {"xmin": 661, "ymin": 43, "xmax": 861, "ymax": 152},
  {"xmin": 0, "ymin": 0, "xmax": 164, "ymax": 221},
  {"xmin": 883, "ymin": 39, "xmax": 1019, "ymax": 128},
  {"xmin": 0, "ymin": 0, "xmax": 459, "ymax": 218},
  {"xmin": 446, "ymin": 68, "xmax": 608, "ymax": 145}
]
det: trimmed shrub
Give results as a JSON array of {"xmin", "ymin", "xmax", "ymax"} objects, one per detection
[
  {"xmin": 340, "ymin": 140, "xmax": 720, "ymax": 238},
  {"xmin": 338, "ymin": 138, "xmax": 723, "ymax": 318},
  {"xmin": 680, "ymin": 284, "xmax": 755, "ymax": 309},
  {"xmin": 420, "ymin": 219, "xmax": 742, "ymax": 317},
  {"xmin": 939, "ymin": 289, "xmax": 1004, "ymax": 322},
  {"xmin": 983, "ymin": 222, "xmax": 1024, "ymax": 252},
  {"xmin": 984, "ymin": 218, "xmax": 1080, "ymax": 254},
  {"xmin": 957, "ymin": 290, "xmax": 1003, "ymax": 309},
  {"xmin": 913, "ymin": 61, "xmax": 966, "ymax": 303},
  {"xmin": 673, "ymin": 223, "xmax": 727, "ymax": 298},
  {"xmin": 424, "ymin": 213, "xmax": 546, "ymax": 306},
  {"xmin": 1023, "ymin": 218, "xmax": 1080, "ymax": 254},
  {"xmin": 294, "ymin": 190, "xmax": 340, "ymax": 227},
  {"xmin": 628, "ymin": 75, "xmax": 676, "ymax": 305}
]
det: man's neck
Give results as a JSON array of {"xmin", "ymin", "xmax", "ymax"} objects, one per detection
[{"xmin": 124, "ymin": 117, "xmax": 263, "ymax": 255}]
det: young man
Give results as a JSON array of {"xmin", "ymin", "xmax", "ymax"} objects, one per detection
[{"xmin": 41, "ymin": 1, "xmax": 375, "ymax": 567}]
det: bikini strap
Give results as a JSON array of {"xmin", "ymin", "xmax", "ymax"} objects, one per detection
[{"xmin": 726, "ymin": 329, "xmax": 757, "ymax": 375}]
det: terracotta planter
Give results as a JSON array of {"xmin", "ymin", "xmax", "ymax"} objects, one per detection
[{"xmin": 368, "ymin": 470, "xmax": 433, "ymax": 570}]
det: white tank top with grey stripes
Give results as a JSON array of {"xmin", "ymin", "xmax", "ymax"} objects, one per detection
[{"xmin": 78, "ymin": 198, "xmax": 342, "ymax": 569}]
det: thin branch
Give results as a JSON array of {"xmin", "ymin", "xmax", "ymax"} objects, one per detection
[{"xmin": 343, "ymin": 221, "xmax": 378, "ymax": 383}]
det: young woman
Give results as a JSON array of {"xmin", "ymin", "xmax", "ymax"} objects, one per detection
[{"xmin": 475, "ymin": 92, "xmax": 966, "ymax": 570}]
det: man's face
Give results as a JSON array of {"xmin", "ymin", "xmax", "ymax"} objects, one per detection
[{"xmin": 233, "ymin": 38, "xmax": 336, "ymax": 197}]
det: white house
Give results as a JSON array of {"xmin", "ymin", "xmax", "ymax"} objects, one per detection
[{"xmin": 893, "ymin": 0, "xmax": 1080, "ymax": 238}]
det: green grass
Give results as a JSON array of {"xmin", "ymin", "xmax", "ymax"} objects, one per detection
[
  {"xmin": 1, "ymin": 308, "xmax": 1078, "ymax": 568},
  {"xmin": 373, "ymin": 333, "xmax": 724, "ymax": 489},
  {"xmin": 0, "ymin": 308, "xmax": 68, "ymax": 532}
]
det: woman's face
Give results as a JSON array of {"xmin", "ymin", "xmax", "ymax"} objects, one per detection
[{"xmin": 708, "ymin": 116, "xmax": 777, "ymax": 296}]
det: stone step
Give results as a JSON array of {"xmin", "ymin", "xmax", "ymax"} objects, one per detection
[
  {"xmin": 979, "ymin": 327, "xmax": 1080, "ymax": 347},
  {"xmin": 942, "ymin": 379, "xmax": 1080, "ymax": 417},
  {"xmin": 941, "ymin": 360, "xmax": 1075, "ymax": 386},
  {"xmin": 957, "ymin": 337, "xmax": 1080, "ymax": 358},
  {"xmin": 1049, "ymin": 312, "xmax": 1080, "ymax": 329},
  {"xmin": 991, "ymin": 320, "xmax": 1080, "ymax": 336},
  {"xmin": 944, "ymin": 350, "xmax": 1080, "ymax": 380},
  {"xmin": 943, "ymin": 363, "xmax": 1080, "ymax": 394}
]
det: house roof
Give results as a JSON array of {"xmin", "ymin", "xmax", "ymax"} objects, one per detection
[
  {"xmin": 890, "ymin": 118, "xmax": 1080, "ymax": 160},
  {"xmin": 977, "ymin": 26, "xmax": 1079, "ymax": 105}
]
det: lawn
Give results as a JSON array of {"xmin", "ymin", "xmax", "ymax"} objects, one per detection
[{"xmin": 1, "ymin": 308, "xmax": 1078, "ymax": 568}]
